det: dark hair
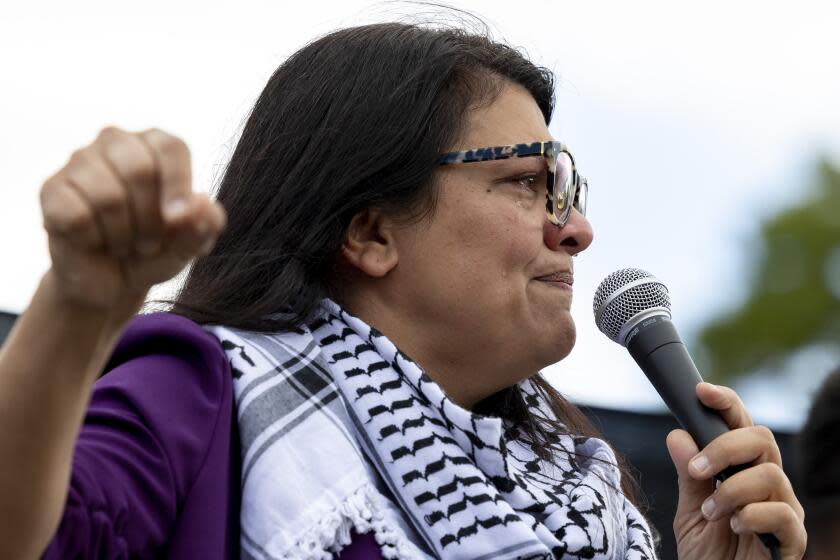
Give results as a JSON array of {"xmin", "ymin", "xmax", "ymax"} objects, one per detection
[
  {"xmin": 168, "ymin": 21, "xmax": 641, "ymax": 505},
  {"xmin": 797, "ymin": 366, "xmax": 840, "ymax": 552}
]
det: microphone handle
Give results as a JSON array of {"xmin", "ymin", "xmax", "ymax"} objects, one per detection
[
  {"xmin": 626, "ymin": 316, "xmax": 782, "ymax": 556},
  {"xmin": 626, "ymin": 316, "xmax": 729, "ymax": 449}
]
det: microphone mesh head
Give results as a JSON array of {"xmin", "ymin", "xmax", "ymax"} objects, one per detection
[{"xmin": 593, "ymin": 268, "xmax": 671, "ymax": 344}]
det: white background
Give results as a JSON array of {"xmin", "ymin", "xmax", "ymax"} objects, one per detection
[{"xmin": 2, "ymin": 0, "xmax": 839, "ymax": 429}]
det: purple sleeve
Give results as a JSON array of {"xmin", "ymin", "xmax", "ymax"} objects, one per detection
[
  {"xmin": 41, "ymin": 312, "xmax": 385, "ymax": 559},
  {"xmin": 337, "ymin": 532, "xmax": 385, "ymax": 560},
  {"xmin": 42, "ymin": 313, "xmax": 231, "ymax": 559}
]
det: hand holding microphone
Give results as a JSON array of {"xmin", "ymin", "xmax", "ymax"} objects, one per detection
[{"xmin": 594, "ymin": 269, "xmax": 806, "ymax": 560}]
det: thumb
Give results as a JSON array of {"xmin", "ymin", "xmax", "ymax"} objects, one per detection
[{"xmin": 666, "ymin": 429, "xmax": 715, "ymax": 515}]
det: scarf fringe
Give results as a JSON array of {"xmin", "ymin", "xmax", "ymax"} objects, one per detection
[{"xmin": 279, "ymin": 484, "xmax": 424, "ymax": 560}]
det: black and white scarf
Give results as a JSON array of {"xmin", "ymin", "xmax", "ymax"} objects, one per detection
[{"xmin": 206, "ymin": 301, "xmax": 657, "ymax": 559}]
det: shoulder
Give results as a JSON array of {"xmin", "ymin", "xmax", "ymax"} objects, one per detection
[
  {"xmin": 47, "ymin": 313, "xmax": 239, "ymax": 557},
  {"xmin": 90, "ymin": 312, "xmax": 234, "ymax": 494},
  {"xmin": 97, "ymin": 312, "xmax": 230, "ymax": 405},
  {"xmin": 106, "ymin": 311, "xmax": 227, "ymax": 372}
]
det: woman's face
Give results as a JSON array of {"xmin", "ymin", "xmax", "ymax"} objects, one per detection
[{"xmin": 381, "ymin": 81, "xmax": 594, "ymax": 405}]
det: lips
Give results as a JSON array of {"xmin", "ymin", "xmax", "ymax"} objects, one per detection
[{"xmin": 536, "ymin": 271, "xmax": 574, "ymax": 287}]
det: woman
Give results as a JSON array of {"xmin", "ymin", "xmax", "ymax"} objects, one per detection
[{"xmin": 0, "ymin": 22, "xmax": 805, "ymax": 559}]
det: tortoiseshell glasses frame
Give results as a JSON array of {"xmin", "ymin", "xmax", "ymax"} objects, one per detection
[{"xmin": 437, "ymin": 140, "xmax": 588, "ymax": 227}]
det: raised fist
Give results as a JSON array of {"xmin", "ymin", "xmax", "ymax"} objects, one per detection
[{"xmin": 39, "ymin": 127, "xmax": 226, "ymax": 310}]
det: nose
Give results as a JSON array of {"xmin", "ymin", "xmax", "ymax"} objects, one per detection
[{"xmin": 544, "ymin": 209, "xmax": 594, "ymax": 256}]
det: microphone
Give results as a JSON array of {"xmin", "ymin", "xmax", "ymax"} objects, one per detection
[
  {"xmin": 593, "ymin": 267, "xmax": 781, "ymax": 557},
  {"xmin": 593, "ymin": 268, "xmax": 729, "ymax": 449}
]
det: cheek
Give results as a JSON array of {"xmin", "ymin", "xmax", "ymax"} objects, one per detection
[{"xmin": 441, "ymin": 192, "xmax": 543, "ymax": 287}]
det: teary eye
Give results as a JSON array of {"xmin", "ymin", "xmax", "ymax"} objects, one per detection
[{"xmin": 513, "ymin": 174, "xmax": 540, "ymax": 191}]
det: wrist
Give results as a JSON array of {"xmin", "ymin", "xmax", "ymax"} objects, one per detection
[{"xmin": 40, "ymin": 268, "xmax": 144, "ymax": 333}]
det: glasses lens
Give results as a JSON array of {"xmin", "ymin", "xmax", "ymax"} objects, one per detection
[
  {"xmin": 552, "ymin": 152, "xmax": 573, "ymax": 225},
  {"xmin": 575, "ymin": 178, "xmax": 588, "ymax": 217}
]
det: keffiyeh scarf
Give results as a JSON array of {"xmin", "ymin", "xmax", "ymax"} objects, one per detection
[{"xmin": 206, "ymin": 301, "xmax": 656, "ymax": 559}]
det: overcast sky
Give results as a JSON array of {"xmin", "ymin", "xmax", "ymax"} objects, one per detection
[{"xmin": 2, "ymin": 0, "xmax": 839, "ymax": 428}]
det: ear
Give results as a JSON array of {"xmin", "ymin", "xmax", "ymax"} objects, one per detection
[{"xmin": 340, "ymin": 208, "xmax": 399, "ymax": 278}]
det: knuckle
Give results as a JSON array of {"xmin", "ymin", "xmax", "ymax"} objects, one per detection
[
  {"xmin": 60, "ymin": 205, "xmax": 96, "ymax": 234},
  {"xmin": 780, "ymin": 518, "xmax": 807, "ymax": 557},
  {"xmin": 104, "ymin": 137, "xmax": 156, "ymax": 185},
  {"xmin": 67, "ymin": 148, "xmax": 89, "ymax": 166},
  {"xmin": 754, "ymin": 424, "xmax": 775, "ymax": 442},
  {"xmin": 783, "ymin": 502, "xmax": 800, "ymax": 525},
  {"xmin": 67, "ymin": 147, "xmax": 105, "ymax": 177},
  {"xmin": 754, "ymin": 425, "xmax": 782, "ymax": 456},
  {"xmin": 760, "ymin": 502, "xmax": 799, "ymax": 531},
  {"xmin": 47, "ymin": 202, "xmax": 93, "ymax": 235},
  {"xmin": 146, "ymin": 128, "xmax": 190, "ymax": 158},
  {"xmin": 795, "ymin": 538, "xmax": 808, "ymax": 557},
  {"xmin": 40, "ymin": 180, "xmax": 91, "ymax": 234},
  {"xmin": 758, "ymin": 462, "xmax": 786, "ymax": 486},
  {"xmin": 96, "ymin": 126, "xmax": 124, "ymax": 142},
  {"xmin": 39, "ymin": 177, "xmax": 61, "ymax": 201},
  {"xmin": 96, "ymin": 189, "xmax": 127, "ymax": 214}
]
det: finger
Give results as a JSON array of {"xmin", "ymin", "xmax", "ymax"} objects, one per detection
[
  {"xmin": 63, "ymin": 148, "xmax": 134, "ymax": 256},
  {"xmin": 696, "ymin": 383, "xmax": 752, "ymax": 429},
  {"xmin": 169, "ymin": 193, "xmax": 215, "ymax": 258},
  {"xmin": 121, "ymin": 193, "xmax": 219, "ymax": 289},
  {"xmin": 137, "ymin": 128, "xmax": 192, "ymax": 225},
  {"xmin": 666, "ymin": 429, "xmax": 714, "ymax": 514},
  {"xmin": 700, "ymin": 462, "xmax": 802, "ymax": 522},
  {"xmin": 730, "ymin": 502, "xmax": 807, "ymax": 560},
  {"xmin": 210, "ymin": 200, "xmax": 227, "ymax": 241},
  {"xmin": 688, "ymin": 425, "xmax": 782, "ymax": 480},
  {"xmin": 93, "ymin": 127, "xmax": 162, "ymax": 255},
  {"xmin": 40, "ymin": 176, "xmax": 103, "ymax": 249}
]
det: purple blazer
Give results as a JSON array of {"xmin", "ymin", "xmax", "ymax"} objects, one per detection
[{"xmin": 43, "ymin": 312, "xmax": 384, "ymax": 559}]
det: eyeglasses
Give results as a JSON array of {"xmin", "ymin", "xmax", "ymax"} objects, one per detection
[{"xmin": 438, "ymin": 141, "xmax": 588, "ymax": 228}]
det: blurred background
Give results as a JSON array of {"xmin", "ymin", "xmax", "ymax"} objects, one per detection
[{"xmin": 2, "ymin": 1, "xmax": 839, "ymax": 556}]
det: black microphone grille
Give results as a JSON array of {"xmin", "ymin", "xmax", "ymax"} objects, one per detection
[{"xmin": 593, "ymin": 268, "xmax": 671, "ymax": 345}]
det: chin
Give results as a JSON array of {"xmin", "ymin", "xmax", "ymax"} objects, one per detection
[{"xmin": 536, "ymin": 316, "xmax": 577, "ymax": 366}]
